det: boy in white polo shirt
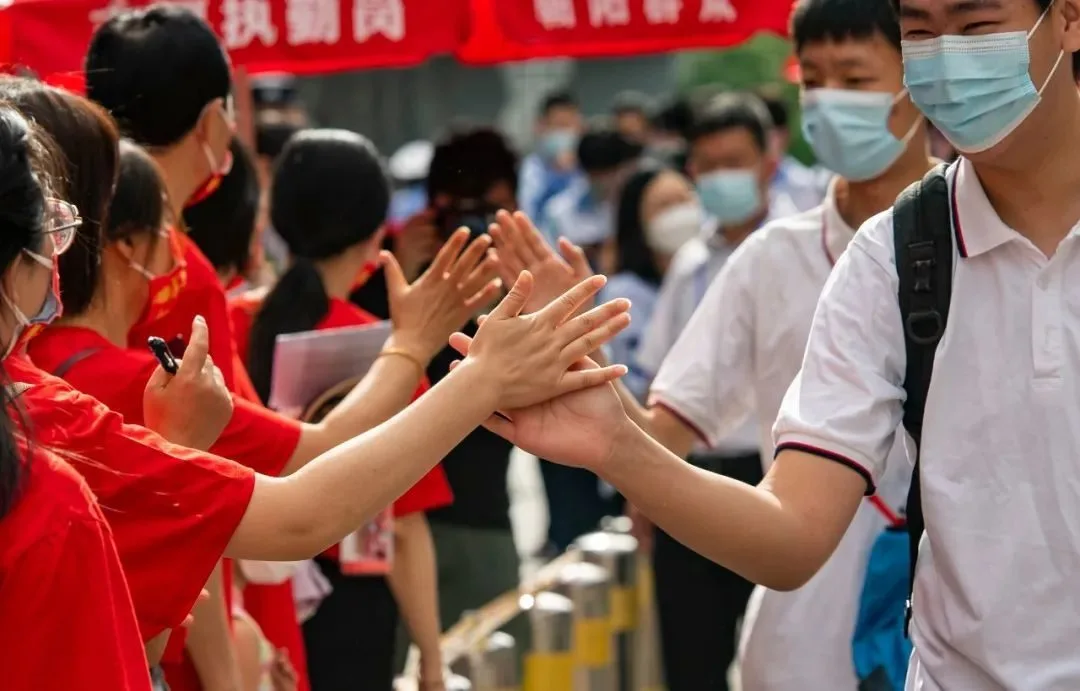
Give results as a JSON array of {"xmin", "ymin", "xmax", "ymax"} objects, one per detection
[{"xmin": 471, "ymin": 0, "xmax": 1080, "ymax": 688}]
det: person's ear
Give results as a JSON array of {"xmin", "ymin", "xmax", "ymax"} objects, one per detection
[
  {"xmin": 761, "ymin": 154, "xmax": 779, "ymax": 183},
  {"xmin": 1060, "ymin": 0, "xmax": 1080, "ymax": 58}
]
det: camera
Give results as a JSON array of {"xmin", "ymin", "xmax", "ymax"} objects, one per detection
[{"xmin": 432, "ymin": 197, "xmax": 499, "ymax": 241}]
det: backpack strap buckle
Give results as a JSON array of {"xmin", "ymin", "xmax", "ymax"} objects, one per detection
[{"xmin": 905, "ymin": 310, "xmax": 944, "ymax": 346}]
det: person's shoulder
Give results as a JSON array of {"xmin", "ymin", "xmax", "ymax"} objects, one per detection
[
  {"xmin": 754, "ymin": 206, "xmax": 826, "ymax": 250},
  {"xmin": 666, "ymin": 236, "xmax": 710, "ymax": 279},
  {"xmin": 604, "ymin": 272, "xmax": 659, "ymax": 305},
  {"xmin": 849, "ymin": 207, "xmax": 898, "ymax": 271}
]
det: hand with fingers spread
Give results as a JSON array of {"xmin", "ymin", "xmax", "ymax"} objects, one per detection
[
  {"xmin": 383, "ymin": 228, "xmax": 501, "ymax": 363},
  {"xmin": 448, "ymin": 345, "xmax": 630, "ymax": 472},
  {"xmin": 487, "ymin": 210, "xmax": 594, "ymax": 317},
  {"xmin": 452, "ymin": 271, "xmax": 631, "ymax": 415},
  {"xmin": 143, "ymin": 315, "xmax": 234, "ymax": 450}
]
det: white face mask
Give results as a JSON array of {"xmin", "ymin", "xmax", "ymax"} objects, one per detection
[
  {"xmin": 238, "ymin": 559, "xmax": 305, "ymax": 586},
  {"xmin": 645, "ymin": 202, "xmax": 704, "ymax": 255}
]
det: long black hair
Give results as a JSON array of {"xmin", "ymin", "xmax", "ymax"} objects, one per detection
[
  {"xmin": 183, "ymin": 138, "xmax": 260, "ymax": 278},
  {"xmin": 0, "ymin": 105, "xmax": 54, "ymax": 518},
  {"xmin": 614, "ymin": 167, "xmax": 666, "ymax": 287},
  {"xmin": 248, "ymin": 129, "xmax": 390, "ymax": 404}
]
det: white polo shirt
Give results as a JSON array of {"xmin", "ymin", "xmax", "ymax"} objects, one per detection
[
  {"xmin": 640, "ymin": 198, "xmax": 798, "ymax": 454},
  {"xmin": 651, "ymin": 181, "xmax": 910, "ymax": 689},
  {"xmin": 775, "ymin": 158, "xmax": 1080, "ymax": 690}
]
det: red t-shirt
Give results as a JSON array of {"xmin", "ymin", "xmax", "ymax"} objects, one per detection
[
  {"xmin": 0, "ymin": 444, "xmax": 151, "ymax": 690},
  {"xmin": 29, "ymin": 326, "xmax": 302, "ymax": 479},
  {"xmin": 230, "ymin": 294, "xmax": 454, "ymax": 519},
  {"xmin": 129, "ymin": 230, "xmax": 238, "ymax": 391},
  {"xmin": 5, "ymin": 354, "xmax": 256, "ymax": 643}
]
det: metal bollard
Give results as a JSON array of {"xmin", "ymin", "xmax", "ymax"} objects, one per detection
[
  {"xmin": 522, "ymin": 591, "xmax": 574, "ymax": 691},
  {"xmin": 577, "ymin": 532, "xmax": 638, "ymax": 691},
  {"xmin": 394, "ymin": 673, "xmax": 472, "ymax": 691},
  {"xmin": 557, "ymin": 562, "xmax": 615, "ymax": 691},
  {"xmin": 461, "ymin": 631, "xmax": 520, "ymax": 691}
]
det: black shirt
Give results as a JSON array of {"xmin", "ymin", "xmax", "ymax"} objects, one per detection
[{"xmin": 351, "ymin": 269, "xmax": 514, "ymax": 530}]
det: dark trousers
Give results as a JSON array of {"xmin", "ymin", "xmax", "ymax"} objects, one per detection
[
  {"xmin": 653, "ymin": 451, "xmax": 763, "ymax": 691},
  {"xmin": 540, "ymin": 460, "xmax": 624, "ymax": 553},
  {"xmin": 303, "ymin": 558, "xmax": 399, "ymax": 691}
]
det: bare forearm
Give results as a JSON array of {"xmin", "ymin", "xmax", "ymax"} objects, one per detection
[
  {"xmin": 228, "ymin": 362, "xmax": 497, "ymax": 560},
  {"xmin": 387, "ymin": 513, "xmax": 444, "ymax": 677},
  {"xmin": 287, "ymin": 345, "xmax": 424, "ymax": 473},
  {"xmin": 601, "ymin": 425, "xmax": 838, "ymax": 591},
  {"xmin": 187, "ymin": 564, "xmax": 242, "ymax": 691}
]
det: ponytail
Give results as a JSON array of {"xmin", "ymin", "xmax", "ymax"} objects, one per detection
[{"xmin": 248, "ymin": 259, "xmax": 330, "ymax": 405}]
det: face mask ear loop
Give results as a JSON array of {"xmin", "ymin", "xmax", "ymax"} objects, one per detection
[
  {"xmin": 130, "ymin": 262, "xmax": 155, "ymax": 281},
  {"xmin": 1037, "ymin": 50, "xmax": 1066, "ymax": 96},
  {"xmin": 888, "ymin": 89, "xmax": 925, "ymax": 147}
]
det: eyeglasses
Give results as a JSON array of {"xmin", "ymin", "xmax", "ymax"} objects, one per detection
[{"xmin": 44, "ymin": 198, "xmax": 82, "ymax": 256}]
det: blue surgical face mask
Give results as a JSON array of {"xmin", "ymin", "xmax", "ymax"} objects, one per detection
[
  {"xmin": 538, "ymin": 129, "xmax": 578, "ymax": 162},
  {"xmin": 2, "ymin": 249, "xmax": 61, "ymax": 358},
  {"xmin": 902, "ymin": 3, "xmax": 1064, "ymax": 154},
  {"xmin": 696, "ymin": 169, "xmax": 762, "ymax": 225},
  {"xmin": 801, "ymin": 89, "xmax": 922, "ymax": 182}
]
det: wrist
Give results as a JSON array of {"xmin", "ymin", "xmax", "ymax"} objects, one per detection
[
  {"xmin": 598, "ymin": 417, "xmax": 650, "ymax": 483},
  {"xmin": 448, "ymin": 357, "xmax": 501, "ymax": 413},
  {"xmin": 385, "ymin": 332, "xmax": 435, "ymax": 366}
]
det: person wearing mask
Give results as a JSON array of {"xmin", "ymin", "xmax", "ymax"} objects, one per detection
[
  {"xmin": 242, "ymin": 130, "xmax": 456, "ymax": 691},
  {"xmin": 27, "ymin": 128, "xmax": 486, "ymax": 688},
  {"xmin": 611, "ymin": 90, "xmax": 652, "ymax": 145},
  {"xmin": 185, "ymin": 137, "xmax": 310, "ymax": 691},
  {"xmin": 0, "ymin": 104, "xmax": 150, "ymax": 691},
  {"xmin": 0, "ymin": 78, "xmax": 635, "ymax": 689},
  {"xmin": 464, "ymin": 0, "xmax": 1080, "ymax": 688},
  {"xmin": 757, "ymin": 88, "xmax": 830, "ymax": 212},
  {"xmin": 351, "ymin": 126, "xmax": 530, "ymax": 662},
  {"xmin": 541, "ymin": 126, "xmax": 644, "ymax": 271},
  {"xmin": 600, "ymin": 167, "xmax": 702, "ymax": 402},
  {"xmin": 519, "ymin": 90, "xmax": 585, "ymax": 223}
]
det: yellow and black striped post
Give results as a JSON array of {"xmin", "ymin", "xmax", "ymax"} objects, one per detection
[
  {"xmin": 557, "ymin": 562, "xmax": 615, "ymax": 691},
  {"xmin": 577, "ymin": 532, "xmax": 639, "ymax": 691},
  {"xmin": 523, "ymin": 591, "xmax": 575, "ymax": 691}
]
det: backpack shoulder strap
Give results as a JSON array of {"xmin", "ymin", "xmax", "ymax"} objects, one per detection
[
  {"xmin": 892, "ymin": 163, "xmax": 953, "ymax": 632},
  {"xmin": 50, "ymin": 347, "xmax": 105, "ymax": 379}
]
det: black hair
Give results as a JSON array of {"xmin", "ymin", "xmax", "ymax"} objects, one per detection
[
  {"xmin": 251, "ymin": 73, "xmax": 300, "ymax": 109},
  {"xmin": 106, "ymin": 140, "xmax": 166, "ymax": 246},
  {"xmin": 577, "ymin": 127, "xmax": 644, "ymax": 174},
  {"xmin": 249, "ymin": 129, "xmax": 390, "ymax": 403},
  {"xmin": 689, "ymin": 92, "xmax": 773, "ymax": 153},
  {"xmin": 85, "ymin": 4, "xmax": 231, "ymax": 146},
  {"xmin": 539, "ymin": 90, "xmax": 578, "ymax": 119},
  {"xmin": 426, "ymin": 126, "xmax": 519, "ymax": 201},
  {"xmin": 651, "ymin": 97, "xmax": 694, "ymax": 139},
  {"xmin": 256, "ymin": 120, "xmax": 301, "ymax": 161},
  {"xmin": 0, "ymin": 106, "xmax": 51, "ymax": 518},
  {"xmin": 612, "ymin": 90, "xmax": 651, "ymax": 117},
  {"xmin": 757, "ymin": 89, "xmax": 790, "ymax": 131},
  {"xmin": 0, "ymin": 77, "xmax": 121, "ymax": 317},
  {"xmin": 795, "ymin": 0, "xmax": 901, "ymax": 52},
  {"xmin": 615, "ymin": 167, "xmax": 668, "ymax": 287},
  {"xmin": 184, "ymin": 138, "xmax": 259, "ymax": 277}
]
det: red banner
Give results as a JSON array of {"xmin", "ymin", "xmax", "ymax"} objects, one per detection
[
  {"xmin": 458, "ymin": 0, "xmax": 791, "ymax": 65},
  {"xmin": 0, "ymin": 0, "xmax": 469, "ymax": 78}
]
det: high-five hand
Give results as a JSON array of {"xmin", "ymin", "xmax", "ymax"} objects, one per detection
[
  {"xmin": 487, "ymin": 210, "xmax": 594, "ymax": 317},
  {"xmin": 383, "ymin": 228, "xmax": 501, "ymax": 362},
  {"xmin": 457, "ymin": 271, "xmax": 631, "ymax": 412}
]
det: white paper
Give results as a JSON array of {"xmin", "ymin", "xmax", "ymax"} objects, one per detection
[{"xmin": 268, "ymin": 321, "xmax": 393, "ymax": 418}]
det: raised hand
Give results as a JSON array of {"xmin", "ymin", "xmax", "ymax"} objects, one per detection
[
  {"xmin": 143, "ymin": 315, "xmax": 233, "ymax": 450},
  {"xmin": 383, "ymin": 228, "xmax": 501, "ymax": 362},
  {"xmin": 454, "ymin": 271, "xmax": 630, "ymax": 414},
  {"xmin": 488, "ymin": 210, "xmax": 594, "ymax": 317},
  {"xmin": 448, "ymin": 345, "xmax": 630, "ymax": 472}
]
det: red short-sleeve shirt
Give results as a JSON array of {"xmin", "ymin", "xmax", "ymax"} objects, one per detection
[
  {"xmin": 128, "ymin": 230, "xmax": 238, "ymax": 390},
  {"xmin": 0, "ymin": 444, "xmax": 151, "ymax": 691},
  {"xmin": 29, "ymin": 326, "xmax": 302, "ymax": 479},
  {"xmin": 5, "ymin": 354, "xmax": 256, "ymax": 642}
]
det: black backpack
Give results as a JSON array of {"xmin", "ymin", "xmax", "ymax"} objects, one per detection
[{"xmin": 893, "ymin": 163, "xmax": 954, "ymax": 631}]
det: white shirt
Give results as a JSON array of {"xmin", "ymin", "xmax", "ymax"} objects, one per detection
[
  {"xmin": 775, "ymin": 158, "xmax": 1080, "ymax": 691},
  {"xmin": 641, "ymin": 199, "xmax": 799, "ymax": 454},
  {"xmin": 652, "ymin": 181, "xmax": 910, "ymax": 689}
]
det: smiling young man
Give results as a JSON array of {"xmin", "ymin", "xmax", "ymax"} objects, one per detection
[{"xmin": 475, "ymin": 0, "xmax": 1080, "ymax": 688}]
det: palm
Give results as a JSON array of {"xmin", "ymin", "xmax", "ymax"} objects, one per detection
[{"xmin": 501, "ymin": 380, "xmax": 623, "ymax": 470}]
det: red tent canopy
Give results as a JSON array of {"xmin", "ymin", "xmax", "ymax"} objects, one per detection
[
  {"xmin": 0, "ymin": 0, "xmax": 469, "ymax": 78},
  {"xmin": 457, "ymin": 0, "xmax": 791, "ymax": 65}
]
